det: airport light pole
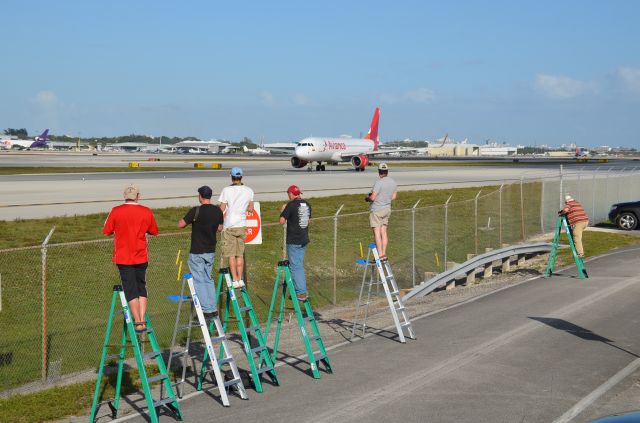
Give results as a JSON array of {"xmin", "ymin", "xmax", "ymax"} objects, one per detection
[
  {"xmin": 411, "ymin": 199, "xmax": 421, "ymax": 287},
  {"xmin": 332, "ymin": 204, "xmax": 344, "ymax": 305},
  {"xmin": 443, "ymin": 195, "xmax": 452, "ymax": 271},
  {"xmin": 474, "ymin": 190, "xmax": 481, "ymax": 255}
]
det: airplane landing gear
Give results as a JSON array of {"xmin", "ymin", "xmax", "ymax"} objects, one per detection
[{"xmin": 315, "ymin": 163, "xmax": 326, "ymax": 171}]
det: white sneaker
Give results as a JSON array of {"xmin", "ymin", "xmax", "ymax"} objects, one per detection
[{"xmin": 232, "ymin": 280, "xmax": 245, "ymax": 289}]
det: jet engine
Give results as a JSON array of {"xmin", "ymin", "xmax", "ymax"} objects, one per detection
[
  {"xmin": 291, "ymin": 157, "xmax": 309, "ymax": 168},
  {"xmin": 350, "ymin": 155, "xmax": 369, "ymax": 170}
]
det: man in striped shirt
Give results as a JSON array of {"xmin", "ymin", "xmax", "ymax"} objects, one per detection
[{"xmin": 561, "ymin": 195, "xmax": 589, "ymax": 257}]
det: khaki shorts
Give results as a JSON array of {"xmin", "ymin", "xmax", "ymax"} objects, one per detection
[
  {"xmin": 369, "ymin": 208, "xmax": 391, "ymax": 228},
  {"xmin": 222, "ymin": 227, "xmax": 246, "ymax": 257}
]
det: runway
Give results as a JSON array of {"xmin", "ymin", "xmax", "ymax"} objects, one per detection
[{"xmin": 0, "ymin": 152, "xmax": 631, "ymax": 220}]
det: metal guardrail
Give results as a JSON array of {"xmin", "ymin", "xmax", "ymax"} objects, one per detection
[{"xmin": 402, "ymin": 242, "xmax": 553, "ymax": 302}]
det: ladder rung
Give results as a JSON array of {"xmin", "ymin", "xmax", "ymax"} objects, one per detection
[
  {"xmin": 395, "ymin": 306, "xmax": 406, "ymax": 312},
  {"xmin": 223, "ymin": 378, "xmax": 242, "ymax": 388},
  {"xmin": 390, "ymin": 290, "xmax": 399, "ymax": 296},
  {"xmin": 143, "ymin": 351, "xmax": 161, "ymax": 360},
  {"xmin": 211, "ymin": 335, "xmax": 226, "ymax": 344},
  {"xmin": 256, "ymin": 366, "xmax": 274, "ymax": 375},
  {"xmin": 312, "ymin": 351, "xmax": 326, "ymax": 362},
  {"xmin": 244, "ymin": 325, "xmax": 260, "ymax": 333},
  {"xmin": 218, "ymin": 357, "xmax": 233, "ymax": 366},
  {"xmin": 239, "ymin": 306, "xmax": 252, "ymax": 313},
  {"xmin": 148, "ymin": 374, "xmax": 168, "ymax": 384},
  {"xmin": 251, "ymin": 345, "xmax": 266, "ymax": 354},
  {"xmin": 309, "ymin": 335, "xmax": 322, "ymax": 342},
  {"xmin": 153, "ymin": 397, "xmax": 177, "ymax": 409},
  {"xmin": 401, "ymin": 322, "xmax": 412, "ymax": 328},
  {"xmin": 104, "ymin": 354, "xmax": 122, "ymax": 361},
  {"xmin": 303, "ymin": 315, "xmax": 315, "ymax": 322},
  {"xmin": 169, "ymin": 350, "xmax": 189, "ymax": 358}
]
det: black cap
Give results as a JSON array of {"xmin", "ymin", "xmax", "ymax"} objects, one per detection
[{"xmin": 198, "ymin": 185, "xmax": 213, "ymax": 199}]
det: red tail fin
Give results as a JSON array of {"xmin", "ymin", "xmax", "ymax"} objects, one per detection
[{"xmin": 364, "ymin": 107, "xmax": 380, "ymax": 149}]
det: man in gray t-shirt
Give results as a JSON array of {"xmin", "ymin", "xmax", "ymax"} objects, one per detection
[{"xmin": 365, "ymin": 163, "xmax": 397, "ymax": 261}]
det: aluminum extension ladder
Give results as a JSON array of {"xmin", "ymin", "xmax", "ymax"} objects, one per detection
[
  {"xmin": 545, "ymin": 215, "xmax": 589, "ymax": 279},
  {"xmin": 263, "ymin": 259, "xmax": 332, "ymax": 379},
  {"xmin": 351, "ymin": 244, "xmax": 415, "ymax": 343},
  {"xmin": 89, "ymin": 285, "xmax": 182, "ymax": 423},
  {"xmin": 165, "ymin": 273, "xmax": 247, "ymax": 406},
  {"xmin": 198, "ymin": 267, "xmax": 279, "ymax": 393}
]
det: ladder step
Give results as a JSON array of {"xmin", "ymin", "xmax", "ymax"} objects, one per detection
[
  {"xmin": 244, "ymin": 325, "xmax": 260, "ymax": 333},
  {"xmin": 309, "ymin": 335, "xmax": 322, "ymax": 342},
  {"xmin": 256, "ymin": 366, "xmax": 274, "ymax": 375},
  {"xmin": 153, "ymin": 397, "xmax": 177, "ymax": 409},
  {"xmin": 313, "ymin": 351, "xmax": 326, "ymax": 362},
  {"xmin": 218, "ymin": 357, "xmax": 233, "ymax": 366},
  {"xmin": 104, "ymin": 354, "xmax": 122, "ymax": 361},
  {"xmin": 211, "ymin": 335, "xmax": 226, "ymax": 344},
  {"xmin": 401, "ymin": 322, "xmax": 413, "ymax": 328},
  {"xmin": 390, "ymin": 290, "xmax": 399, "ymax": 296},
  {"xmin": 303, "ymin": 315, "xmax": 315, "ymax": 322},
  {"xmin": 170, "ymin": 350, "xmax": 189, "ymax": 358},
  {"xmin": 239, "ymin": 306, "xmax": 252, "ymax": 313},
  {"xmin": 250, "ymin": 345, "xmax": 267, "ymax": 354},
  {"xmin": 143, "ymin": 351, "xmax": 161, "ymax": 360},
  {"xmin": 148, "ymin": 374, "xmax": 168, "ymax": 384},
  {"xmin": 223, "ymin": 378, "xmax": 242, "ymax": 388},
  {"xmin": 395, "ymin": 306, "xmax": 406, "ymax": 312}
]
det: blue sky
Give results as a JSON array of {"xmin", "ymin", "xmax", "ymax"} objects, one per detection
[{"xmin": 2, "ymin": 1, "xmax": 639, "ymax": 147}]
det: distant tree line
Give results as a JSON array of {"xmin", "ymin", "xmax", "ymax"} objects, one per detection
[{"xmin": 3, "ymin": 128, "xmax": 29, "ymax": 138}]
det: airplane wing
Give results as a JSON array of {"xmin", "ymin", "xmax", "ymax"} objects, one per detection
[{"xmin": 339, "ymin": 148, "xmax": 418, "ymax": 159}]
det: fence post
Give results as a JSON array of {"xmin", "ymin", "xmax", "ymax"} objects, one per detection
[
  {"xmin": 474, "ymin": 190, "xmax": 481, "ymax": 254},
  {"xmin": 592, "ymin": 166, "xmax": 600, "ymax": 222},
  {"xmin": 618, "ymin": 167, "xmax": 626, "ymax": 203},
  {"xmin": 540, "ymin": 179, "xmax": 545, "ymax": 233},
  {"xmin": 630, "ymin": 167, "xmax": 638, "ymax": 201},
  {"xmin": 443, "ymin": 195, "xmax": 452, "ymax": 271},
  {"xmin": 41, "ymin": 226, "xmax": 56, "ymax": 383},
  {"xmin": 559, "ymin": 164, "xmax": 564, "ymax": 208},
  {"xmin": 499, "ymin": 184, "xmax": 504, "ymax": 246},
  {"xmin": 605, "ymin": 167, "xmax": 613, "ymax": 220},
  {"xmin": 411, "ymin": 199, "xmax": 421, "ymax": 288},
  {"xmin": 578, "ymin": 166, "xmax": 585, "ymax": 201},
  {"xmin": 332, "ymin": 204, "xmax": 344, "ymax": 305},
  {"xmin": 520, "ymin": 176, "xmax": 525, "ymax": 241}
]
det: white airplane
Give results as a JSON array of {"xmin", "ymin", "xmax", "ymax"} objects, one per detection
[
  {"xmin": 1, "ymin": 129, "xmax": 50, "ymax": 150},
  {"xmin": 243, "ymin": 145, "xmax": 270, "ymax": 155},
  {"xmin": 291, "ymin": 107, "xmax": 411, "ymax": 171}
]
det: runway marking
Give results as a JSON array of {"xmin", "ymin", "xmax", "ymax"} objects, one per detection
[{"xmin": 552, "ymin": 358, "xmax": 640, "ymax": 423}]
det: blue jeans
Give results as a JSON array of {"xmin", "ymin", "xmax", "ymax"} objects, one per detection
[
  {"xmin": 188, "ymin": 253, "xmax": 217, "ymax": 313},
  {"xmin": 287, "ymin": 244, "xmax": 308, "ymax": 295}
]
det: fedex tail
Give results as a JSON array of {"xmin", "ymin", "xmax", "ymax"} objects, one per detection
[{"xmin": 0, "ymin": 129, "xmax": 50, "ymax": 150}]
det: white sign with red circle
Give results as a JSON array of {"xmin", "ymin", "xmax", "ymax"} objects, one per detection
[{"xmin": 245, "ymin": 202, "xmax": 262, "ymax": 244}]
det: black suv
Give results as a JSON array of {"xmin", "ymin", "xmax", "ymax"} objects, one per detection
[{"xmin": 608, "ymin": 201, "xmax": 640, "ymax": 230}]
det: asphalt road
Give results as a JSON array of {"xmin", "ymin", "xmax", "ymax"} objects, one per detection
[
  {"xmin": 0, "ymin": 152, "xmax": 622, "ymax": 220},
  {"xmin": 110, "ymin": 246, "xmax": 640, "ymax": 423}
]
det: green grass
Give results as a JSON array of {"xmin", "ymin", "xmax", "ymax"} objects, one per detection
[{"xmin": 0, "ymin": 183, "xmax": 541, "ymax": 394}]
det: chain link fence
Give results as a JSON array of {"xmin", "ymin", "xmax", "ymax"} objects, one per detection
[{"xmin": 1, "ymin": 169, "xmax": 638, "ymax": 394}]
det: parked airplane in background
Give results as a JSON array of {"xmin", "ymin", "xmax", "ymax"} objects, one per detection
[
  {"xmin": 575, "ymin": 147, "xmax": 590, "ymax": 158},
  {"xmin": 243, "ymin": 145, "xmax": 270, "ymax": 155},
  {"xmin": 1, "ymin": 129, "xmax": 50, "ymax": 150},
  {"xmin": 291, "ymin": 107, "xmax": 411, "ymax": 171}
]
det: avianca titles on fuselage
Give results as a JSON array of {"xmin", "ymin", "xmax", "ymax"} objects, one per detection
[{"xmin": 291, "ymin": 107, "xmax": 391, "ymax": 172}]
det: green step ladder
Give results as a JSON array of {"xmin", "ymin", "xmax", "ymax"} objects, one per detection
[
  {"xmin": 263, "ymin": 260, "xmax": 332, "ymax": 379},
  {"xmin": 89, "ymin": 285, "xmax": 182, "ymax": 423},
  {"xmin": 198, "ymin": 267, "xmax": 279, "ymax": 393},
  {"xmin": 545, "ymin": 215, "xmax": 589, "ymax": 279}
]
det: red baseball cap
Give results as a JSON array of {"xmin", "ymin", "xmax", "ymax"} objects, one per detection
[{"xmin": 287, "ymin": 185, "xmax": 302, "ymax": 196}]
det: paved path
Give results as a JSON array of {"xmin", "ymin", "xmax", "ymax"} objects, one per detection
[{"xmin": 106, "ymin": 246, "xmax": 640, "ymax": 423}]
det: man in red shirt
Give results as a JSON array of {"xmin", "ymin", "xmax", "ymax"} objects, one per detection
[
  {"xmin": 561, "ymin": 195, "xmax": 589, "ymax": 258},
  {"xmin": 103, "ymin": 185, "xmax": 159, "ymax": 332}
]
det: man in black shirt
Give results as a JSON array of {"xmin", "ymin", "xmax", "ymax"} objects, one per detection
[
  {"xmin": 178, "ymin": 185, "xmax": 224, "ymax": 317},
  {"xmin": 279, "ymin": 185, "xmax": 311, "ymax": 301}
]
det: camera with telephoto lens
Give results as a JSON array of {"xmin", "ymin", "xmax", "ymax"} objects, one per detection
[{"xmin": 365, "ymin": 192, "xmax": 373, "ymax": 202}]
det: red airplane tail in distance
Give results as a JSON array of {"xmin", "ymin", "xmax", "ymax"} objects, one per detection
[{"xmin": 364, "ymin": 107, "xmax": 380, "ymax": 150}]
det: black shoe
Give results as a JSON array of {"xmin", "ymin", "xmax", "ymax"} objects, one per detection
[{"xmin": 203, "ymin": 311, "xmax": 219, "ymax": 320}]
